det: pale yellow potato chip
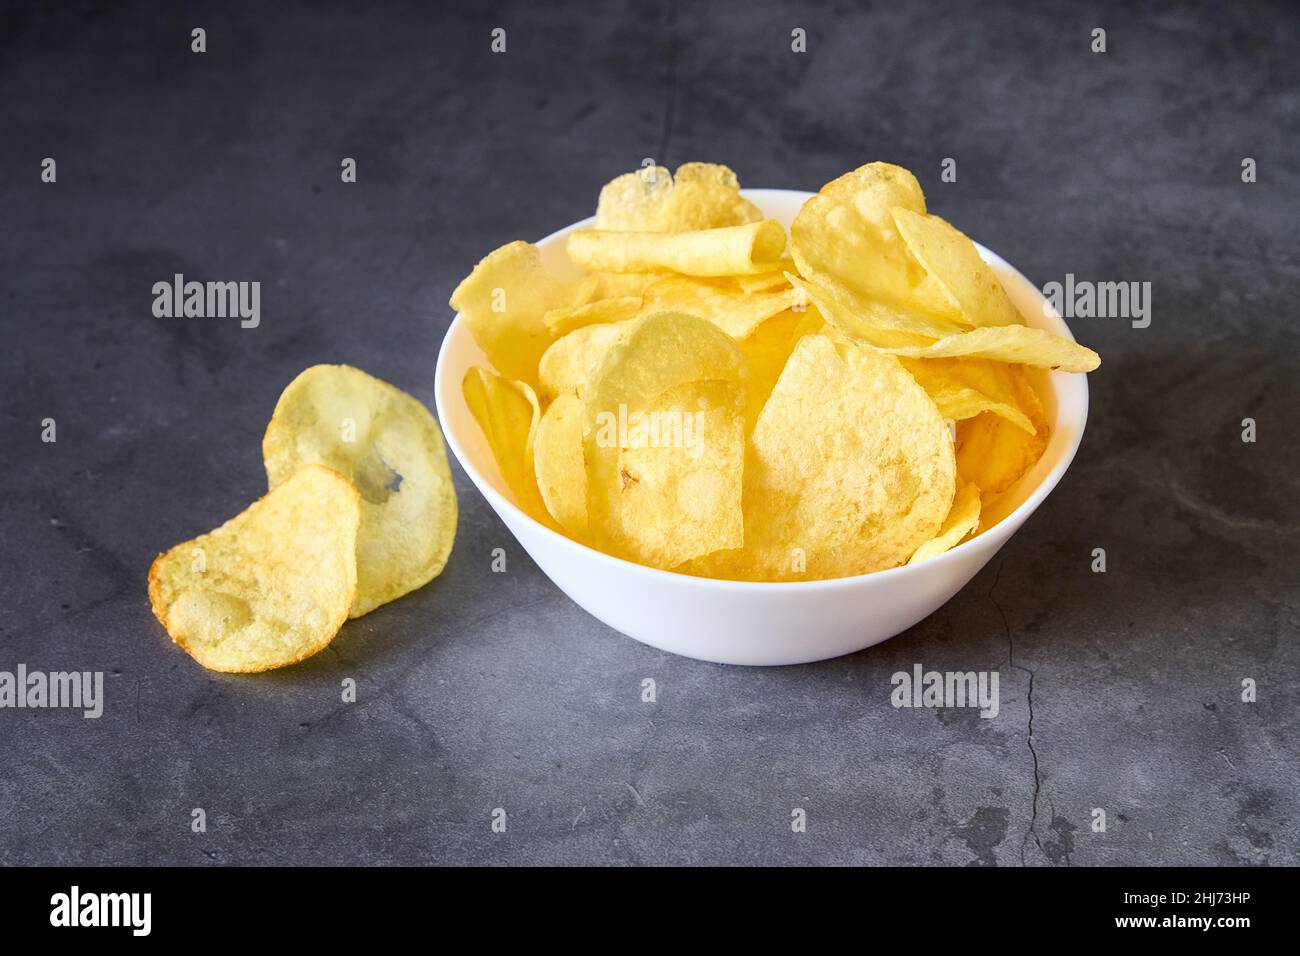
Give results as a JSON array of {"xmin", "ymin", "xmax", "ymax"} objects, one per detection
[
  {"xmin": 909, "ymin": 479, "xmax": 982, "ymax": 564},
  {"xmin": 642, "ymin": 274, "xmax": 795, "ymax": 339},
  {"xmin": 584, "ymin": 313, "xmax": 747, "ymax": 568},
  {"xmin": 891, "ymin": 207, "xmax": 1023, "ymax": 327},
  {"xmin": 567, "ymin": 220, "xmax": 786, "ymax": 276},
  {"xmin": 732, "ymin": 263, "xmax": 794, "ymax": 293},
  {"xmin": 736, "ymin": 308, "xmax": 823, "ymax": 432},
  {"xmin": 534, "ymin": 390, "xmax": 588, "ymax": 537},
  {"xmin": 461, "ymin": 367, "xmax": 549, "ymax": 522},
  {"xmin": 542, "ymin": 295, "xmax": 644, "ymax": 337},
  {"xmin": 449, "ymin": 240, "xmax": 573, "ymax": 385},
  {"xmin": 148, "ymin": 465, "xmax": 360, "ymax": 673},
  {"xmin": 594, "ymin": 162, "xmax": 763, "ymax": 232},
  {"xmin": 956, "ymin": 368, "xmax": 1051, "ymax": 495},
  {"xmin": 790, "ymin": 162, "xmax": 960, "ymax": 320},
  {"xmin": 875, "ymin": 324, "xmax": 1100, "ymax": 372},
  {"xmin": 537, "ymin": 319, "xmax": 638, "ymax": 400},
  {"xmin": 899, "ymin": 357, "xmax": 1036, "ymax": 433},
  {"xmin": 737, "ymin": 334, "xmax": 956, "ymax": 581},
  {"xmin": 263, "ymin": 365, "xmax": 458, "ymax": 618},
  {"xmin": 789, "ymin": 272, "xmax": 964, "ymax": 348}
]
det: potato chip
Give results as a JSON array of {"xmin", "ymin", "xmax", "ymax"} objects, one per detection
[
  {"xmin": 733, "ymin": 263, "xmax": 794, "ymax": 293},
  {"xmin": 594, "ymin": 162, "xmax": 763, "ymax": 232},
  {"xmin": 738, "ymin": 334, "xmax": 956, "ymax": 580},
  {"xmin": 790, "ymin": 162, "xmax": 960, "ymax": 320},
  {"xmin": 263, "ymin": 364, "xmax": 459, "ymax": 617},
  {"xmin": 449, "ymin": 240, "xmax": 573, "ymax": 384},
  {"xmin": 584, "ymin": 313, "xmax": 747, "ymax": 568},
  {"xmin": 542, "ymin": 295, "xmax": 643, "ymax": 337},
  {"xmin": 875, "ymin": 324, "xmax": 1100, "ymax": 372},
  {"xmin": 891, "ymin": 207, "xmax": 1023, "ymax": 327},
  {"xmin": 642, "ymin": 274, "xmax": 795, "ymax": 339},
  {"xmin": 538, "ymin": 319, "xmax": 637, "ymax": 399},
  {"xmin": 899, "ymin": 356, "xmax": 1035, "ymax": 433},
  {"xmin": 534, "ymin": 390, "xmax": 588, "ymax": 536},
  {"xmin": 909, "ymin": 479, "xmax": 981, "ymax": 564},
  {"xmin": 148, "ymin": 465, "xmax": 360, "ymax": 673},
  {"xmin": 789, "ymin": 271, "xmax": 964, "ymax": 348},
  {"xmin": 736, "ymin": 308, "xmax": 823, "ymax": 431},
  {"xmin": 462, "ymin": 367, "xmax": 549, "ymax": 522},
  {"xmin": 955, "ymin": 368, "xmax": 1050, "ymax": 495},
  {"xmin": 566, "ymin": 220, "xmax": 786, "ymax": 277}
]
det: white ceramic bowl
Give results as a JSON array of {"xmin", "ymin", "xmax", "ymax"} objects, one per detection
[{"xmin": 434, "ymin": 189, "xmax": 1088, "ymax": 665}]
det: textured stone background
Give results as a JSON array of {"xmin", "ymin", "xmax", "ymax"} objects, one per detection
[{"xmin": 1, "ymin": 0, "xmax": 1296, "ymax": 865}]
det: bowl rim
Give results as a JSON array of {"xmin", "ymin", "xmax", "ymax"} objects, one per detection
[{"xmin": 434, "ymin": 187, "xmax": 1090, "ymax": 592}]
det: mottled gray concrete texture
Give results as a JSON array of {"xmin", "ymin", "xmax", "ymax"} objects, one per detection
[{"xmin": 1, "ymin": 0, "xmax": 1297, "ymax": 866}]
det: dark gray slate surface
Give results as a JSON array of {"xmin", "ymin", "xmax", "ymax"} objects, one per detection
[{"xmin": 1, "ymin": 0, "xmax": 1296, "ymax": 866}]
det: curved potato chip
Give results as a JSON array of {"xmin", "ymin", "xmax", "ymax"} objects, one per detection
[
  {"xmin": 534, "ymin": 390, "xmax": 588, "ymax": 537},
  {"xmin": 543, "ymin": 295, "xmax": 644, "ymax": 337},
  {"xmin": 899, "ymin": 357, "xmax": 1035, "ymax": 434},
  {"xmin": 567, "ymin": 220, "xmax": 786, "ymax": 276},
  {"xmin": 891, "ymin": 207, "xmax": 1022, "ymax": 328},
  {"xmin": 642, "ymin": 274, "xmax": 795, "ymax": 339},
  {"xmin": 584, "ymin": 313, "xmax": 747, "ymax": 568},
  {"xmin": 449, "ymin": 240, "xmax": 573, "ymax": 384},
  {"xmin": 956, "ymin": 368, "xmax": 1050, "ymax": 495},
  {"xmin": 790, "ymin": 162, "xmax": 960, "ymax": 320},
  {"xmin": 733, "ymin": 263, "xmax": 794, "ymax": 293},
  {"xmin": 594, "ymin": 162, "xmax": 763, "ymax": 232},
  {"xmin": 538, "ymin": 319, "xmax": 638, "ymax": 399},
  {"xmin": 789, "ymin": 272, "xmax": 964, "ymax": 347},
  {"xmin": 737, "ymin": 308, "xmax": 823, "ymax": 431},
  {"xmin": 462, "ymin": 367, "xmax": 549, "ymax": 522},
  {"xmin": 263, "ymin": 365, "xmax": 458, "ymax": 618},
  {"xmin": 909, "ymin": 479, "xmax": 982, "ymax": 564},
  {"xmin": 875, "ymin": 324, "xmax": 1100, "ymax": 372},
  {"xmin": 738, "ymin": 334, "xmax": 956, "ymax": 580},
  {"xmin": 148, "ymin": 465, "xmax": 360, "ymax": 673}
]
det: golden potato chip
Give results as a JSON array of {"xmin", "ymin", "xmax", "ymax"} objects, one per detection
[
  {"xmin": 899, "ymin": 356, "xmax": 1035, "ymax": 433},
  {"xmin": 891, "ymin": 207, "xmax": 1022, "ymax": 327},
  {"xmin": 584, "ymin": 313, "xmax": 747, "ymax": 568},
  {"xmin": 542, "ymin": 295, "xmax": 644, "ymax": 337},
  {"xmin": 876, "ymin": 324, "xmax": 1100, "ymax": 372},
  {"xmin": 534, "ymin": 390, "xmax": 588, "ymax": 537},
  {"xmin": 790, "ymin": 162, "xmax": 960, "ymax": 320},
  {"xmin": 594, "ymin": 162, "xmax": 763, "ymax": 232},
  {"xmin": 148, "ymin": 465, "xmax": 360, "ymax": 673},
  {"xmin": 738, "ymin": 334, "xmax": 956, "ymax": 580},
  {"xmin": 263, "ymin": 364, "xmax": 459, "ymax": 618},
  {"xmin": 956, "ymin": 368, "xmax": 1050, "ymax": 495},
  {"xmin": 736, "ymin": 308, "xmax": 823, "ymax": 431},
  {"xmin": 449, "ymin": 240, "xmax": 573, "ymax": 384},
  {"xmin": 789, "ymin": 272, "xmax": 964, "ymax": 348},
  {"xmin": 537, "ymin": 319, "xmax": 637, "ymax": 399},
  {"xmin": 733, "ymin": 263, "xmax": 794, "ymax": 293},
  {"xmin": 461, "ymin": 367, "xmax": 549, "ymax": 522},
  {"xmin": 909, "ymin": 479, "xmax": 981, "ymax": 564},
  {"xmin": 567, "ymin": 220, "xmax": 786, "ymax": 277},
  {"xmin": 642, "ymin": 274, "xmax": 795, "ymax": 339}
]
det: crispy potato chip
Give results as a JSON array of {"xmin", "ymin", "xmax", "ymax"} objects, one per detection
[
  {"xmin": 789, "ymin": 272, "xmax": 965, "ymax": 347},
  {"xmin": 542, "ymin": 295, "xmax": 643, "ymax": 337},
  {"xmin": 538, "ymin": 319, "xmax": 638, "ymax": 399},
  {"xmin": 584, "ymin": 313, "xmax": 747, "ymax": 568},
  {"xmin": 534, "ymin": 390, "xmax": 588, "ymax": 537},
  {"xmin": 449, "ymin": 240, "xmax": 573, "ymax": 384},
  {"xmin": 567, "ymin": 220, "xmax": 786, "ymax": 277},
  {"xmin": 461, "ymin": 367, "xmax": 550, "ymax": 522},
  {"xmin": 263, "ymin": 365, "xmax": 459, "ymax": 618},
  {"xmin": 738, "ymin": 334, "xmax": 956, "ymax": 580},
  {"xmin": 909, "ymin": 479, "xmax": 981, "ymax": 564},
  {"xmin": 733, "ymin": 263, "xmax": 794, "ymax": 293},
  {"xmin": 899, "ymin": 357, "xmax": 1035, "ymax": 433},
  {"xmin": 594, "ymin": 162, "xmax": 763, "ymax": 232},
  {"xmin": 956, "ymin": 368, "xmax": 1050, "ymax": 495},
  {"xmin": 148, "ymin": 465, "xmax": 360, "ymax": 673},
  {"xmin": 891, "ymin": 207, "xmax": 1023, "ymax": 327},
  {"xmin": 790, "ymin": 162, "xmax": 960, "ymax": 320},
  {"xmin": 736, "ymin": 308, "xmax": 823, "ymax": 431},
  {"xmin": 642, "ymin": 274, "xmax": 795, "ymax": 339},
  {"xmin": 875, "ymin": 324, "xmax": 1100, "ymax": 372}
]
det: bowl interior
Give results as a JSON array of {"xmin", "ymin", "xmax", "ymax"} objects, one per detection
[{"xmin": 435, "ymin": 188, "xmax": 1088, "ymax": 574}]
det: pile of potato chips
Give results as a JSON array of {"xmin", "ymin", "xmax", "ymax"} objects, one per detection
[
  {"xmin": 452, "ymin": 162, "xmax": 1098, "ymax": 582},
  {"xmin": 148, "ymin": 365, "xmax": 458, "ymax": 671}
]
